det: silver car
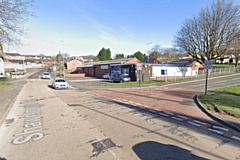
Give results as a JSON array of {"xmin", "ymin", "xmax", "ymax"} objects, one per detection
[
  {"xmin": 42, "ymin": 72, "xmax": 51, "ymax": 79},
  {"xmin": 112, "ymin": 74, "xmax": 131, "ymax": 83}
]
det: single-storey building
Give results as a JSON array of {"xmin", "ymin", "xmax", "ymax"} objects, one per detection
[
  {"xmin": 76, "ymin": 58, "xmax": 141, "ymax": 78},
  {"xmin": 151, "ymin": 59, "xmax": 203, "ymax": 79}
]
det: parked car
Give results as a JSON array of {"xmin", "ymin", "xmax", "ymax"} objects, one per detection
[
  {"xmin": 102, "ymin": 73, "xmax": 111, "ymax": 79},
  {"xmin": 52, "ymin": 78, "xmax": 69, "ymax": 89},
  {"xmin": 112, "ymin": 73, "xmax": 131, "ymax": 83},
  {"xmin": 42, "ymin": 72, "xmax": 51, "ymax": 79}
]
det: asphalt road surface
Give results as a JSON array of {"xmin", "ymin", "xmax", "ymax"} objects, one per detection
[{"xmin": 0, "ymin": 73, "xmax": 240, "ymax": 160}]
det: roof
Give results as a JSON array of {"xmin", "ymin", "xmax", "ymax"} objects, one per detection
[
  {"xmin": 5, "ymin": 53, "xmax": 22, "ymax": 56},
  {"xmin": 78, "ymin": 58, "xmax": 137, "ymax": 68},
  {"xmin": 152, "ymin": 58, "xmax": 193, "ymax": 67},
  {"xmin": 141, "ymin": 58, "xmax": 159, "ymax": 63}
]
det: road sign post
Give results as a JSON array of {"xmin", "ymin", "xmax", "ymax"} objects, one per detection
[
  {"xmin": 137, "ymin": 64, "xmax": 142, "ymax": 87},
  {"xmin": 204, "ymin": 60, "xmax": 212, "ymax": 95}
]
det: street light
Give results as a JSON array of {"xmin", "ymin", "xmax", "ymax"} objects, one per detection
[
  {"xmin": 60, "ymin": 40, "xmax": 65, "ymax": 78},
  {"xmin": 146, "ymin": 42, "xmax": 152, "ymax": 64}
]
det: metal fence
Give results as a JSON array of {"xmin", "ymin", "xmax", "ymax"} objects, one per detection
[
  {"xmin": 158, "ymin": 66, "xmax": 240, "ymax": 82},
  {"xmin": 197, "ymin": 67, "xmax": 240, "ymax": 77}
]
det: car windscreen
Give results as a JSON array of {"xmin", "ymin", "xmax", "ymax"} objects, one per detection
[{"xmin": 56, "ymin": 79, "xmax": 66, "ymax": 82}]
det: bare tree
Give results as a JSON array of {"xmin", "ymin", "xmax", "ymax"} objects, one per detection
[
  {"xmin": 0, "ymin": 0, "xmax": 34, "ymax": 51},
  {"xmin": 0, "ymin": 43, "xmax": 3, "ymax": 59},
  {"xmin": 149, "ymin": 45, "xmax": 161, "ymax": 59},
  {"xmin": 231, "ymin": 31, "xmax": 240, "ymax": 67},
  {"xmin": 174, "ymin": 0, "xmax": 240, "ymax": 64}
]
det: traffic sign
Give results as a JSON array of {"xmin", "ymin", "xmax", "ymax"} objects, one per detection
[
  {"xmin": 204, "ymin": 60, "xmax": 212, "ymax": 70},
  {"xmin": 137, "ymin": 64, "xmax": 142, "ymax": 70}
]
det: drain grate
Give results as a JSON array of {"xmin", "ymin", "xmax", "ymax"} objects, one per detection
[{"xmin": 91, "ymin": 138, "xmax": 116, "ymax": 153}]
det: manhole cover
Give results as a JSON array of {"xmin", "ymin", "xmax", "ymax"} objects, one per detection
[{"xmin": 91, "ymin": 138, "xmax": 116, "ymax": 153}]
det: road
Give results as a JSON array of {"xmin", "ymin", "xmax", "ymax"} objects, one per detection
[{"xmin": 0, "ymin": 73, "xmax": 240, "ymax": 160}]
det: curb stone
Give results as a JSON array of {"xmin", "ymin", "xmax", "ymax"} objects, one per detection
[{"xmin": 194, "ymin": 95, "xmax": 240, "ymax": 133}]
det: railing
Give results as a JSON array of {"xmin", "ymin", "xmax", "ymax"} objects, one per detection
[
  {"xmin": 154, "ymin": 67, "xmax": 240, "ymax": 82},
  {"xmin": 197, "ymin": 67, "xmax": 240, "ymax": 77}
]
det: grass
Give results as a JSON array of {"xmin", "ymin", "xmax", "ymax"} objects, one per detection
[
  {"xmin": 198, "ymin": 94, "xmax": 240, "ymax": 118},
  {"xmin": 103, "ymin": 80, "xmax": 165, "ymax": 86},
  {"xmin": 0, "ymin": 83, "xmax": 8, "ymax": 90},
  {"xmin": 211, "ymin": 85, "xmax": 240, "ymax": 96},
  {"xmin": 212, "ymin": 64, "xmax": 236, "ymax": 68},
  {"xmin": 0, "ymin": 77, "xmax": 15, "ymax": 82},
  {"xmin": 198, "ymin": 86, "xmax": 240, "ymax": 118}
]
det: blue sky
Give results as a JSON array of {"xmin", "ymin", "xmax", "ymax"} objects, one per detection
[{"xmin": 8, "ymin": 0, "xmax": 240, "ymax": 57}]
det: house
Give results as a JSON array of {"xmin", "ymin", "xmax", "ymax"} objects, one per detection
[{"xmin": 66, "ymin": 59, "xmax": 83, "ymax": 72}]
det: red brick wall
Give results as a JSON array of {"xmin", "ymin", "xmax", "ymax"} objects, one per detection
[
  {"xmin": 95, "ymin": 65, "xmax": 111, "ymax": 78},
  {"xmin": 65, "ymin": 73, "xmax": 85, "ymax": 77}
]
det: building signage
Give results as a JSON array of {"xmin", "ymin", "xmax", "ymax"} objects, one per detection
[
  {"xmin": 101, "ymin": 65, "xmax": 108, "ymax": 69},
  {"xmin": 111, "ymin": 65, "xmax": 120, "ymax": 70},
  {"xmin": 137, "ymin": 64, "xmax": 142, "ymax": 70},
  {"xmin": 161, "ymin": 69, "xmax": 167, "ymax": 75}
]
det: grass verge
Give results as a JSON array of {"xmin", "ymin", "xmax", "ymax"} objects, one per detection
[
  {"xmin": 0, "ymin": 83, "xmax": 8, "ymax": 90},
  {"xmin": 198, "ymin": 93, "xmax": 240, "ymax": 118},
  {"xmin": 103, "ymin": 80, "xmax": 165, "ymax": 86},
  {"xmin": 211, "ymin": 85, "xmax": 240, "ymax": 96}
]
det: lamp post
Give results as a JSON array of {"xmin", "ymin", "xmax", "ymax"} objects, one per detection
[
  {"xmin": 60, "ymin": 40, "xmax": 65, "ymax": 78},
  {"xmin": 146, "ymin": 42, "xmax": 152, "ymax": 64}
]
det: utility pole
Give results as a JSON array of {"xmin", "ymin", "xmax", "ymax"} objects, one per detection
[
  {"xmin": 60, "ymin": 40, "xmax": 65, "ymax": 78},
  {"xmin": 58, "ymin": 51, "xmax": 62, "ymax": 77}
]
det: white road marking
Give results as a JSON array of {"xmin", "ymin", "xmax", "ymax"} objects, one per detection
[
  {"xmin": 149, "ymin": 110, "xmax": 157, "ymax": 113},
  {"xmin": 136, "ymin": 103, "xmax": 142, "ymax": 106},
  {"xmin": 213, "ymin": 126, "xmax": 229, "ymax": 132},
  {"xmin": 158, "ymin": 112, "xmax": 169, "ymax": 117},
  {"xmin": 193, "ymin": 120, "xmax": 207, "ymax": 125},
  {"xmin": 172, "ymin": 117, "xmax": 182, "ymax": 121},
  {"xmin": 208, "ymin": 129, "xmax": 224, "ymax": 134},
  {"xmin": 192, "ymin": 84, "xmax": 205, "ymax": 87},
  {"xmin": 177, "ymin": 115, "xmax": 188, "ymax": 119},
  {"xmin": 213, "ymin": 80, "xmax": 227, "ymax": 84},
  {"xmin": 232, "ymin": 136, "xmax": 240, "ymax": 141},
  {"xmin": 164, "ymin": 111, "xmax": 174, "ymax": 115},
  {"xmin": 143, "ymin": 105, "xmax": 150, "ymax": 108},
  {"xmin": 187, "ymin": 121, "xmax": 201, "ymax": 127},
  {"xmin": 232, "ymin": 77, "xmax": 240, "ymax": 80}
]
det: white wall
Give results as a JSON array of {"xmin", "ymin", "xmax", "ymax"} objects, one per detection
[
  {"xmin": 152, "ymin": 65, "xmax": 197, "ymax": 77},
  {"xmin": 0, "ymin": 58, "xmax": 5, "ymax": 77}
]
